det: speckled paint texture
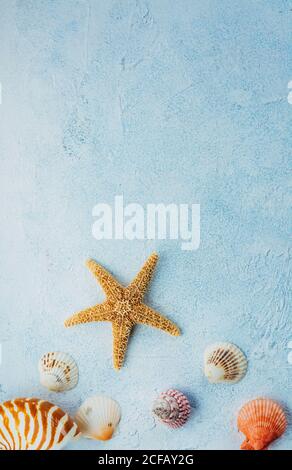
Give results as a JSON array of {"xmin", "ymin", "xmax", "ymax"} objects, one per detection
[{"xmin": 0, "ymin": 0, "xmax": 291, "ymax": 450}]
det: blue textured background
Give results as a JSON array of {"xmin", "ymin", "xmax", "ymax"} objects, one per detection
[{"xmin": 0, "ymin": 0, "xmax": 291, "ymax": 450}]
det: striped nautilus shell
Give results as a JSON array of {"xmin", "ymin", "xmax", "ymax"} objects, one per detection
[{"xmin": 0, "ymin": 398, "xmax": 81, "ymax": 450}]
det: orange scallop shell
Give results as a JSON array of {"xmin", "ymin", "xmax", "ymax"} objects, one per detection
[{"xmin": 237, "ymin": 398, "xmax": 287, "ymax": 450}]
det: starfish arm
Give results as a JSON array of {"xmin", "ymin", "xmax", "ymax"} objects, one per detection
[
  {"xmin": 86, "ymin": 259, "xmax": 124, "ymax": 300},
  {"xmin": 64, "ymin": 302, "xmax": 112, "ymax": 327},
  {"xmin": 125, "ymin": 252, "xmax": 158, "ymax": 302},
  {"xmin": 112, "ymin": 319, "xmax": 133, "ymax": 370},
  {"xmin": 134, "ymin": 304, "xmax": 180, "ymax": 336}
]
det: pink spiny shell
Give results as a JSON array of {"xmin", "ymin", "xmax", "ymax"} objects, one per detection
[{"xmin": 152, "ymin": 389, "xmax": 191, "ymax": 429}]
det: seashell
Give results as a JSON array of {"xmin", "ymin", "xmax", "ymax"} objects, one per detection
[
  {"xmin": 238, "ymin": 398, "xmax": 287, "ymax": 450},
  {"xmin": 0, "ymin": 398, "xmax": 80, "ymax": 450},
  {"xmin": 75, "ymin": 395, "xmax": 121, "ymax": 441},
  {"xmin": 204, "ymin": 342, "xmax": 247, "ymax": 384},
  {"xmin": 152, "ymin": 389, "xmax": 191, "ymax": 428},
  {"xmin": 38, "ymin": 351, "xmax": 79, "ymax": 392}
]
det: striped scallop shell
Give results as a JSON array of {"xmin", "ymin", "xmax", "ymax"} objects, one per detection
[
  {"xmin": 75, "ymin": 395, "xmax": 121, "ymax": 441},
  {"xmin": 152, "ymin": 389, "xmax": 191, "ymax": 429},
  {"xmin": 38, "ymin": 352, "xmax": 79, "ymax": 392},
  {"xmin": 238, "ymin": 398, "xmax": 287, "ymax": 450},
  {"xmin": 204, "ymin": 342, "xmax": 247, "ymax": 384},
  {"xmin": 0, "ymin": 398, "xmax": 80, "ymax": 450}
]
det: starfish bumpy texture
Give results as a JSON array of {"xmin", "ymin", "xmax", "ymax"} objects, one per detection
[{"xmin": 64, "ymin": 253, "xmax": 180, "ymax": 370}]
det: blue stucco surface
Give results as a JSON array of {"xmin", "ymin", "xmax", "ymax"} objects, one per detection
[{"xmin": 0, "ymin": 0, "xmax": 291, "ymax": 450}]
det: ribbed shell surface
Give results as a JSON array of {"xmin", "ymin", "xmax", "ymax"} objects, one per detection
[
  {"xmin": 153, "ymin": 389, "xmax": 191, "ymax": 428},
  {"xmin": 237, "ymin": 398, "xmax": 287, "ymax": 450},
  {"xmin": 204, "ymin": 342, "xmax": 247, "ymax": 383},
  {"xmin": 0, "ymin": 398, "xmax": 80, "ymax": 450}
]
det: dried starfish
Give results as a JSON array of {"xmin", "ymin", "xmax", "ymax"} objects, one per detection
[{"xmin": 64, "ymin": 253, "xmax": 180, "ymax": 370}]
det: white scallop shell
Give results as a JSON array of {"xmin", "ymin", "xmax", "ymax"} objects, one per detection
[
  {"xmin": 204, "ymin": 342, "xmax": 247, "ymax": 384},
  {"xmin": 75, "ymin": 395, "xmax": 121, "ymax": 441},
  {"xmin": 38, "ymin": 351, "xmax": 79, "ymax": 392}
]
